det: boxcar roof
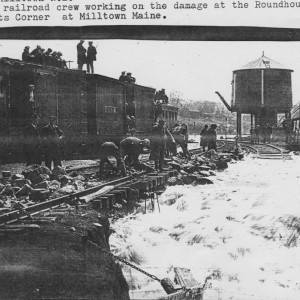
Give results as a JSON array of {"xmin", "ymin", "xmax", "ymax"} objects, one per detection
[
  {"xmin": 0, "ymin": 57, "xmax": 86, "ymax": 76},
  {"xmin": 87, "ymin": 73, "xmax": 156, "ymax": 92}
]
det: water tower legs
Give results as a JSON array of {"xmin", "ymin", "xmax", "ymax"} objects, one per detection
[{"xmin": 237, "ymin": 111, "xmax": 242, "ymax": 137}]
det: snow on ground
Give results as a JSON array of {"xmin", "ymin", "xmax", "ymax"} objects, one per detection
[{"xmin": 111, "ymin": 154, "xmax": 300, "ymax": 300}]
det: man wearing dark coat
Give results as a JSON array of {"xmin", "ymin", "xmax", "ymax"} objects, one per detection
[
  {"xmin": 44, "ymin": 48, "xmax": 53, "ymax": 66},
  {"xmin": 119, "ymin": 71, "xmax": 126, "ymax": 82},
  {"xmin": 200, "ymin": 124, "xmax": 209, "ymax": 152},
  {"xmin": 42, "ymin": 116, "xmax": 64, "ymax": 170},
  {"xmin": 150, "ymin": 119, "xmax": 174, "ymax": 172},
  {"xmin": 22, "ymin": 46, "xmax": 32, "ymax": 62},
  {"xmin": 207, "ymin": 124, "xmax": 217, "ymax": 151},
  {"xmin": 99, "ymin": 142, "xmax": 127, "ymax": 176},
  {"xmin": 77, "ymin": 40, "xmax": 86, "ymax": 70},
  {"xmin": 86, "ymin": 41, "xmax": 97, "ymax": 74},
  {"xmin": 23, "ymin": 114, "xmax": 43, "ymax": 166},
  {"xmin": 120, "ymin": 137, "xmax": 150, "ymax": 167}
]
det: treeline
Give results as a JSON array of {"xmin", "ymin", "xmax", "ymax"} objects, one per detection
[{"xmin": 169, "ymin": 91, "xmax": 236, "ymax": 134}]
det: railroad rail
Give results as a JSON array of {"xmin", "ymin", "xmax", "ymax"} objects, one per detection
[{"xmin": 220, "ymin": 140, "xmax": 292, "ymax": 159}]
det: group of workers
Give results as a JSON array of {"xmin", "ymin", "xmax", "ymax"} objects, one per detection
[
  {"xmin": 99, "ymin": 120, "xmax": 191, "ymax": 175},
  {"xmin": 77, "ymin": 40, "xmax": 97, "ymax": 74},
  {"xmin": 22, "ymin": 84, "xmax": 64, "ymax": 170},
  {"xmin": 119, "ymin": 71, "xmax": 136, "ymax": 84},
  {"xmin": 22, "ymin": 45, "xmax": 68, "ymax": 69},
  {"xmin": 24, "ymin": 114, "xmax": 64, "ymax": 171},
  {"xmin": 200, "ymin": 124, "xmax": 218, "ymax": 152}
]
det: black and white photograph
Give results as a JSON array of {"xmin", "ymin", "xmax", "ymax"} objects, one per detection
[{"xmin": 0, "ymin": 24, "xmax": 300, "ymax": 300}]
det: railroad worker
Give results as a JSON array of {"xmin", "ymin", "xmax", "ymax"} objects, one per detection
[
  {"xmin": 51, "ymin": 51, "xmax": 60, "ymax": 68},
  {"xmin": 254, "ymin": 125, "xmax": 260, "ymax": 144},
  {"xmin": 120, "ymin": 137, "xmax": 150, "ymax": 167},
  {"xmin": 119, "ymin": 71, "xmax": 126, "ymax": 82},
  {"xmin": 171, "ymin": 123, "xmax": 191, "ymax": 158},
  {"xmin": 125, "ymin": 72, "xmax": 136, "ymax": 84},
  {"xmin": 150, "ymin": 119, "xmax": 174, "ymax": 172},
  {"xmin": 22, "ymin": 46, "xmax": 33, "ymax": 62},
  {"xmin": 77, "ymin": 40, "xmax": 86, "ymax": 70},
  {"xmin": 42, "ymin": 115, "xmax": 64, "ymax": 170},
  {"xmin": 86, "ymin": 41, "xmax": 97, "ymax": 74},
  {"xmin": 200, "ymin": 124, "xmax": 209, "ymax": 152},
  {"xmin": 126, "ymin": 100, "xmax": 136, "ymax": 132},
  {"xmin": 154, "ymin": 99, "xmax": 163, "ymax": 122},
  {"xmin": 30, "ymin": 45, "xmax": 44, "ymax": 65},
  {"xmin": 99, "ymin": 142, "xmax": 127, "ymax": 176},
  {"xmin": 44, "ymin": 48, "xmax": 53, "ymax": 66},
  {"xmin": 23, "ymin": 114, "xmax": 43, "ymax": 166},
  {"xmin": 207, "ymin": 124, "xmax": 217, "ymax": 151}
]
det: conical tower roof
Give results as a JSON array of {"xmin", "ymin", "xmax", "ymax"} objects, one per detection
[{"xmin": 235, "ymin": 53, "xmax": 293, "ymax": 71}]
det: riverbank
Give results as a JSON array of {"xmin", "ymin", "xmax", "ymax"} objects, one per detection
[{"xmin": 111, "ymin": 154, "xmax": 300, "ymax": 299}]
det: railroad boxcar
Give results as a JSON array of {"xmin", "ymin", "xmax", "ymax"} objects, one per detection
[
  {"xmin": 87, "ymin": 74, "xmax": 156, "ymax": 143},
  {"xmin": 0, "ymin": 57, "xmax": 87, "ymax": 161}
]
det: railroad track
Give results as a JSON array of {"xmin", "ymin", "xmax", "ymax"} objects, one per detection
[{"xmin": 221, "ymin": 140, "xmax": 292, "ymax": 160}]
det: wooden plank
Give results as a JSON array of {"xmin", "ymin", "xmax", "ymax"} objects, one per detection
[{"xmin": 80, "ymin": 185, "xmax": 115, "ymax": 203}]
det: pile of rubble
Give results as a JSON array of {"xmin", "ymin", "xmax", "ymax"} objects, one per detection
[
  {"xmin": 166, "ymin": 150, "xmax": 240, "ymax": 186},
  {"xmin": 0, "ymin": 165, "xmax": 97, "ymax": 215}
]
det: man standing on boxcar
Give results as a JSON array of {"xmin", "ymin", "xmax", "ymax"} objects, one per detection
[
  {"xmin": 120, "ymin": 137, "xmax": 150, "ymax": 168},
  {"xmin": 77, "ymin": 40, "xmax": 86, "ymax": 70},
  {"xmin": 42, "ymin": 116, "xmax": 64, "ymax": 170},
  {"xmin": 150, "ymin": 119, "xmax": 173, "ymax": 172},
  {"xmin": 86, "ymin": 41, "xmax": 97, "ymax": 74},
  {"xmin": 119, "ymin": 71, "xmax": 126, "ymax": 82},
  {"xmin": 23, "ymin": 114, "xmax": 43, "ymax": 166},
  {"xmin": 99, "ymin": 142, "xmax": 127, "ymax": 176},
  {"xmin": 22, "ymin": 46, "xmax": 33, "ymax": 62}
]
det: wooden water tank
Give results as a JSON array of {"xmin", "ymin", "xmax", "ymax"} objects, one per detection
[{"xmin": 232, "ymin": 54, "xmax": 293, "ymax": 115}]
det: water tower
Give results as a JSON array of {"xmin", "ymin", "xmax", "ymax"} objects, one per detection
[{"xmin": 217, "ymin": 53, "xmax": 293, "ymax": 135}]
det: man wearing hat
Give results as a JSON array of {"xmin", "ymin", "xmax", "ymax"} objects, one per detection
[
  {"xmin": 150, "ymin": 119, "xmax": 174, "ymax": 172},
  {"xmin": 30, "ymin": 45, "xmax": 44, "ymax": 65},
  {"xmin": 44, "ymin": 48, "xmax": 53, "ymax": 66},
  {"xmin": 22, "ymin": 46, "xmax": 32, "ymax": 62},
  {"xmin": 125, "ymin": 72, "xmax": 136, "ymax": 84},
  {"xmin": 207, "ymin": 124, "xmax": 218, "ymax": 151},
  {"xmin": 42, "ymin": 115, "xmax": 64, "ymax": 170},
  {"xmin": 119, "ymin": 71, "xmax": 126, "ymax": 82},
  {"xmin": 120, "ymin": 137, "xmax": 150, "ymax": 168},
  {"xmin": 77, "ymin": 40, "xmax": 86, "ymax": 70},
  {"xmin": 86, "ymin": 41, "xmax": 97, "ymax": 74}
]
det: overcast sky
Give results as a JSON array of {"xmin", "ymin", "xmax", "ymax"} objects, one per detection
[{"xmin": 1, "ymin": 40, "xmax": 300, "ymax": 105}]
